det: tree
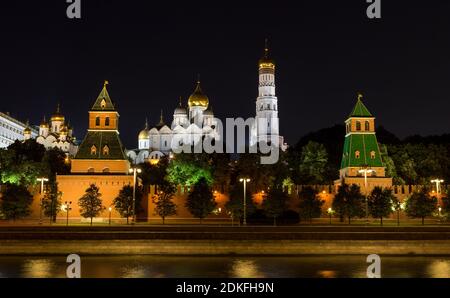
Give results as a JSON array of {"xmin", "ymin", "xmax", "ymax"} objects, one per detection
[
  {"xmin": 404, "ymin": 187, "xmax": 437, "ymax": 225},
  {"xmin": 262, "ymin": 188, "xmax": 289, "ymax": 226},
  {"xmin": 41, "ymin": 181, "xmax": 62, "ymax": 223},
  {"xmin": 332, "ymin": 184, "xmax": 365, "ymax": 224},
  {"xmin": 113, "ymin": 185, "xmax": 142, "ymax": 224},
  {"xmin": 368, "ymin": 187, "xmax": 395, "ymax": 225},
  {"xmin": 79, "ymin": 184, "xmax": 105, "ymax": 226},
  {"xmin": 298, "ymin": 141, "xmax": 328, "ymax": 184},
  {"xmin": 186, "ymin": 177, "xmax": 217, "ymax": 223},
  {"xmin": 225, "ymin": 183, "xmax": 256, "ymax": 225},
  {"xmin": 0, "ymin": 183, "xmax": 33, "ymax": 221},
  {"xmin": 442, "ymin": 195, "xmax": 450, "ymax": 221},
  {"xmin": 298, "ymin": 186, "xmax": 324, "ymax": 223},
  {"xmin": 152, "ymin": 181, "xmax": 177, "ymax": 224}
]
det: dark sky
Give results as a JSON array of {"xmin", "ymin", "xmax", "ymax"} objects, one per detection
[{"xmin": 1, "ymin": 0, "xmax": 449, "ymax": 148}]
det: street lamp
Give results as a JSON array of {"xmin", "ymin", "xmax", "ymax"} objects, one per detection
[
  {"xmin": 358, "ymin": 166, "xmax": 375, "ymax": 224},
  {"xmin": 327, "ymin": 207, "xmax": 334, "ymax": 224},
  {"xmin": 36, "ymin": 177, "xmax": 49, "ymax": 225},
  {"xmin": 431, "ymin": 179, "xmax": 444, "ymax": 195},
  {"xmin": 239, "ymin": 178, "xmax": 251, "ymax": 226},
  {"xmin": 61, "ymin": 201, "xmax": 72, "ymax": 226},
  {"xmin": 108, "ymin": 207, "xmax": 112, "ymax": 225},
  {"xmin": 129, "ymin": 167, "xmax": 142, "ymax": 224}
]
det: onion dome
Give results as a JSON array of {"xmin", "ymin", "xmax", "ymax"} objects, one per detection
[
  {"xmin": 258, "ymin": 38, "xmax": 275, "ymax": 70},
  {"xmin": 51, "ymin": 103, "xmax": 65, "ymax": 122},
  {"xmin": 174, "ymin": 96, "xmax": 187, "ymax": 115},
  {"xmin": 138, "ymin": 119, "xmax": 150, "ymax": 140},
  {"xmin": 188, "ymin": 81, "xmax": 209, "ymax": 108},
  {"xmin": 23, "ymin": 120, "xmax": 31, "ymax": 134},
  {"xmin": 40, "ymin": 115, "xmax": 49, "ymax": 128}
]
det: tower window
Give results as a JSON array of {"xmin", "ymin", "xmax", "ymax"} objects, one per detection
[
  {"xmin": 91, "ymin": 145, "xmax": 97, "ymax": 155},
  {"xmin": 103, "ymin": 145, "xmax": 109, "ymax": 155},
  {"xmin": 356, "ymin": 121, "xmax": 361, "ymax": 131},
  {"xmin": 100, "ymin": 99, "xmax": 106, "ymax": 108},
  {"xmin": 370, "ymin": 151, "xmax": 376, "ymax": 159},
  {"xmin": 105, "ymin": 117, "xmax": 110, "ymax": 126},
  {"xmin": 355, "ymin": 150, "xmax": 360, "ymax": 159},
  {"xmin": 365, "ymin": 121, "xmax": 370, "ymax": 131},
  {"xmin": 95, "ymin": 117, "xmax": 100, "ymax": 126}
]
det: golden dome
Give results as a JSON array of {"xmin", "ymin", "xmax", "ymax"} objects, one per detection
[
  {"xmin": 60, "ymin": 126, "xmax": 68, "ymax": 135},
  {"xmin": 138, "ymin": 119, "xmax": 150, "ymax": 140},
  {"xmin": 259, "ymin": 39, "xmax": 275, "ymax": 69},
  {"xmin": 24, "ymin": 126, "xmax": 31, "ymax": 134},
  {"xmin": 51, "ymin": 103, "xmax": 65, "ymax": 122},
  {"xmin": 40, "ymin": 116, "xmax": 49, "ymax": 128},
  {"xmin": 188, "ymin": 81, "xmax": 209, "ymax": 108}
]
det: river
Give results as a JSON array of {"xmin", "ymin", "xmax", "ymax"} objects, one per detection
[{"xmin": 0, "ymin": 255, "xmax": 449, "ymax": 278}]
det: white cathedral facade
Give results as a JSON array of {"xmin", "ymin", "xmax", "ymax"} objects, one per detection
[
  {"xmin": 127, "ymin": 42, "xmax": 286, "ymax": 165},
  {"xmin": 35, "ymin": 104, "xmax": 79, "ymax": 157},
  {"xmin": 126, "ymin": 81, "xmax": 219, "ymax": 164}
]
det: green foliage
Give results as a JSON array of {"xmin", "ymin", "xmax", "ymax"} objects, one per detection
[
  {"xmin": 186, "ymin": 177, "xmax": 217, "ymax": 222},
  {"xmin": 368, "ymin": 187, "xmax": 395, "ymax": 225},
  {"xmin": 404, "ymin": 187, "xmax": 437, "ymax": 224},
  {"xmin": 332, "ymin": 184, "xmax": 365, "ymax": 224},
  {"xmin": 262, "ymin": 187, "xmax": 289, "ymax": 226},
  {"xmin": 298, "ymin": 141, "xmax": 329, "ymax": 184},
  {"xmin": 152, "ymin": 181, "xmax": 177, "ymax": 224},
  {"xmin": 298, "ymin": 186, "xmax": 324, "ymax": 222},
  {"xmin": 225, "ymin": 183, "xmax": 256, "ymax": 223},
  {"xmin": 79, "ymin": 184, "xmax": 105, "ymax": 225},
  {"xmin": 167, "ymin": 153, "xmax": 213, "ymax": 186},
  {"xmin": 113, "ymin": 185, "xmax": 142, "ymax": 224},
  {"xmin": 41, "ymin": 181, "xmax": 62, "ymax": 223},
  {"xmin": 0, "ymin": 183, "xmax": 33, "ymax": 220}
]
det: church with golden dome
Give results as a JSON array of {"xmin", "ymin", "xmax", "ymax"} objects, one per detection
[
  {"xmin": 35, "ymin": 104, "xmax": 78, "ymax": 157},
  {"xmin": 127, "ymin": 80, "xmax": 219, "ymax": 164}
]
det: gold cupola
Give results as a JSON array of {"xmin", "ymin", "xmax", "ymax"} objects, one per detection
[
  {"xmin": 188, "ymin": 81, "xmax": 209, "ymax": 108},
  {"xmin": 259, "ymin": 38, "xmax": 275, "ymax": 70},
  {"xmin": 138, "ymin": 119, "xmax": 150, "ymax": 140},
  {"xmin": 40, "ymin": 115, "xmax": 49, "ymax": 128},
  {"xmin": 51, "ymin": 103, "xmax": 65, "ymax": 122}
]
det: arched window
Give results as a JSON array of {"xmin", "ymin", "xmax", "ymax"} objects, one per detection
[
  {"xmin": 370, "ymin": 151, "xmax": 376, "ymax": 159},
  {"xmin": 102, "ymin": 145, "xmax": 109, "ymax": 155},
  {"xmin": 88, "ymin": 167, "xmax": 95, "ymax": 173},
  {"xmin": 365, "ymin": 121, "xmax": 370, "ymax": 131},
  {"xmin": 102, "ymin": 167, "xmax": 110, "ymax": 173},
  {"xmin": 356, "ymin": 121, "xmax": 361, "ymax": 131},
  {"xmin": 105, "ymin": 117, "xmax": 110, "ymax": 126},
  {"xmin": 90, "ymin": 145, "xmax": 97, "ymax": 155},
  {"xmin": 95, "ymin": 117, "xmax": 100, "ymax": 126},
  {"xmin": 355, "ymin": 150, "xmax": 360, "ymax": 159}
]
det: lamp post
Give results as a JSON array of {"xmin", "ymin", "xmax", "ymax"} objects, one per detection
[
  {"xmin": 36, "ymin": 177, "xmax": 49, "ymax": 225},
  {"xmin": 431, "ymin": 179, "xmax": 444, "ymax": 195},
  {"xmin": 62, "ymin": 201, "xmax": 72, "ymax": 226},
  {"xmin": 108, "ymin": 207, "xmax": 112, "ymax": 225},
  {"xmin": 129, "ymin": 167, "xmax": 142, "ymax": 224},
  {"xmin": 327, "ymin": 207, "xmax": 334, "ymax": 224},
  {"xmin": 239, "ymin": 178, "xmax": 251, "ymax": 226},
  {"xmin": 358, "ymin": 166, "xmax": 375, "ymax": 224}
]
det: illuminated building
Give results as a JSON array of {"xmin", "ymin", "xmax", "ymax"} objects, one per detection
[{"xmin": 0, "ymin": 112, "xmax": 38, "ymax": 148}]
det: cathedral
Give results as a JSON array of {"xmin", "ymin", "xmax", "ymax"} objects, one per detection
[
  {"xmin": 126, "ymin": 80, "xmax": 219, "ymax": 164},
  {"xmin": 127, "ymin": 42, "xmax": 286, "ymax": 165},
  {"xmin": 35, "ymin": 104, "xmax": 78, "ymax": 157}
]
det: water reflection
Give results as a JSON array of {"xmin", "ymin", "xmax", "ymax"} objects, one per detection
[
  {"xmin": 427, "ymin": 259, "xmax": 450, "ymax": 278},
  {"xmin": 230, "ymin": 259, "xmax": 265, "ymax": 278},
  {"xmin": 0, "ymin": 255, "xmax": 448, "ymax": 278},
  {"xmin": 22, "ymin": 259, "xmax": 55, "ymax": 278}
]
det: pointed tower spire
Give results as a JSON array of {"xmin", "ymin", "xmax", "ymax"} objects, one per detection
[{"xmin": 91, "ymin": 80, "xmax": 115, "ymax": 111}]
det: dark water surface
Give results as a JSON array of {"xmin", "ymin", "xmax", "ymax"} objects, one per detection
[{"xmin": 0, "ymin": 255, "xmax": 449, "ymax": 278}]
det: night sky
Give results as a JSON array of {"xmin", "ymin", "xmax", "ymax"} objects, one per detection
[{"xmin": 1, "ymin": 0, "xmax": 449, "ymax": 149}]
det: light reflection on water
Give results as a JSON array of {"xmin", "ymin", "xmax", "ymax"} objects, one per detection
[{"xmin": 0, "ymin": 255, "xmax": 449, "ymax": 278}]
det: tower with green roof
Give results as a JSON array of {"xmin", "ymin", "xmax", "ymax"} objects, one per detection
[
  {"xmin": 337, "ymin": 93, "xmax": 392, "ymax": 190},
  {"xmin": 71, "ymin": 81, "xmax": 130, "ymax": 174}
]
